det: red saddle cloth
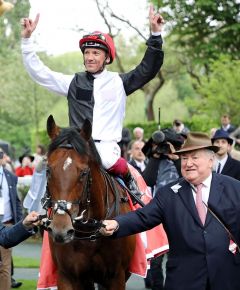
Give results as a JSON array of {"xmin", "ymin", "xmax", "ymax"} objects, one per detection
[{"xmin": 37, "ymin": 165, "xmax": 169, "ymax": 289}]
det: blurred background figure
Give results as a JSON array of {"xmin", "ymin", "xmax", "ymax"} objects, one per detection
[
  {"xmin": 219, "ymin": 114, "xmax": 236, "ymax": 134},
  {"xmin": 133, "ymin": 127, "xmax": 145, "ymax": 142},
  {"xmin": 32, "ymin": 144, "xmax": 46, "ymax": 170},
  {"xmin": 0, "ymin": 147, "xmax": 23, "ymax": 289},
  {"xmin": 172, "ymin": 119, "xmax": 189, "ymax": 137},
  {"xmin": 128, "ymin": 140, "xmax": 147, "ymax": 173},
  {"xmin": 118, "ymin": 127, "xmax": 132, "ymax": 160},
  {"xmin": 230, "ymin": 126, "xmax": 240, "ymax": 151},
  {"xmin": 15, "ymin": 154, "xmax": 34, "ymax": 177},
  {"xmin": 211, "ymin": 129, "xmax": 240, "ymax": 181}
]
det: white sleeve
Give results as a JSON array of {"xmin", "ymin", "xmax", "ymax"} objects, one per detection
[{"xmin": 21, "ymin": 38, "xmax": 74, "ymax": 96}]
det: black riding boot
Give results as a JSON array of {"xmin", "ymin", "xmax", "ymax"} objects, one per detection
[{"xmin": 124, "ymin": 172, "xmax": 142, "ymax": 204}]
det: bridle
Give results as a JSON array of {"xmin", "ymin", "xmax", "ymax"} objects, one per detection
[{"xmin": 40, "ymin": 143, "xmax": 124, "ymax": 241}]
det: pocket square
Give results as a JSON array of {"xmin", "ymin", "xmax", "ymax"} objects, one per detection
[{"xmin": 229, "ymin": 239, "xmax": 237, "ymax": 254}]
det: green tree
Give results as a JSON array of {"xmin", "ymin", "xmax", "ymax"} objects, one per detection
[
  {"xmin": 185, "ymin": 55, "xmax": 240, "ymax": 124},
  {"xmin": 153, "ymin": 0, "xmax": 240, "ymax": 81}
]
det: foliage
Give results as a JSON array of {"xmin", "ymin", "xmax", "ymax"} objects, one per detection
[
  {"xmin": 155, "ymin": 0, "xmax": 240, "ymax": 64},
  {"xmin": 185, "ymin": 55, "xmax": 240, "ymax": 125},
  {"xmin": 0, "ymin": 0, "xmax": 30, "ymax": 54}
]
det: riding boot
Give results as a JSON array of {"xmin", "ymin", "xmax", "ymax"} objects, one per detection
[{"xmin": 124, "ymin": 171, "xmax": 142, "ymax": 205}]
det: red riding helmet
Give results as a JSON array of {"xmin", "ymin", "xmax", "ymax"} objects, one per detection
[{"xmin": 79, "ymin": 31, "xmax": 115, "ymax": 64}]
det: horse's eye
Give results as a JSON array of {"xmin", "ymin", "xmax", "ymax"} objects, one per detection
[
  {"xmin": 79, "ymin": 169, "xmax": 88, "ymax": 179},
  {"xmin": 46, "ymin": 166, "xmax": 51, "ymax": 177}
]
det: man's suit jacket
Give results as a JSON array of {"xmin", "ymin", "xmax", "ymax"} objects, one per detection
[
  {"xmin": 0, "ymin": 222, "xmax": 32, "ymax": 248},
  {"xmin": 3, "ymin": 168, "xmax": 22, "ymax": 223},
  {"xmin": 114, "ymin": 173, "xmax": 240, "ymax": 290},
  {"xmin": 221, "ymin": 154, "xmax": 240, "ymax": 181}
]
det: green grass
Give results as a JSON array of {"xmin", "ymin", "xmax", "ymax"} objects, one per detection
[
  {"xmin": 14, "ymin": 280, "xmax": 37, "ymax": 290},
  {"xmin": 13, "ymin": 257, "xmax": 39, "ymax": 289},
  {"xmin": 13, "ymin": 256, "xmax": 39, "ymax": 268}
]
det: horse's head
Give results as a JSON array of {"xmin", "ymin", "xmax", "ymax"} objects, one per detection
[{"xmin": 44, "ymin": 115, "xmax": 95, "ymax": 244}]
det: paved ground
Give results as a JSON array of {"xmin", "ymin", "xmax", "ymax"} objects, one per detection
[{"xmin": 13, "ymin": 239, "xmax": 147, "ymax": 289}]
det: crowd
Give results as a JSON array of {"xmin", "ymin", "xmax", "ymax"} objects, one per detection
[{"xmin": 1, "ymin": 1, "xmax": 240, "ymax": 289}]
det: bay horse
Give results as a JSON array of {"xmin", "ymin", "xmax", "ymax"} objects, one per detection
[{"xmin": 42, "ymin": 115, "xmax": 136, "ymax": 290}]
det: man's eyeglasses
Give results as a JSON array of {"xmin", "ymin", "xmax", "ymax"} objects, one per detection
[{"xmin": 83, "ymin": 33, "xmax": 106, "ymax": 42}]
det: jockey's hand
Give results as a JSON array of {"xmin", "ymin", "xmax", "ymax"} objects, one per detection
[
  {"xmin": 149, "ymin": 3, "xmax": 165, "ymax": 33},
  {"xmin": 21, "ymin": 13, "xmax": 40, "ymax": 38},
  {"xmin": 100, "ymin": 220, "xmax": 119, "ymax": 236},
  {"xmin": 23, "ymin": 211, "xmax": 40, "ymax": 229}
]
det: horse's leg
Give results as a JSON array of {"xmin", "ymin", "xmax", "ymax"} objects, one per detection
[{"xmin": 107, "ymin": 269, "xmax": 126, "ymax": 290}]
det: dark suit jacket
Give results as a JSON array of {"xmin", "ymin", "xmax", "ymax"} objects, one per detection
[
  {"xmin": 3, "ymin": 168, "xmax": 23, "ymax": 223},
  {"xmin": 114, "ymin": 173, "xmax": 240, "ymax": 290},
  {"xmin": 0, "ymin": 222, "xmax": 32, "ymax": 248},
  {"xmin": 221, "ymin": 155, "xmax": 240, "ymax": 181}
]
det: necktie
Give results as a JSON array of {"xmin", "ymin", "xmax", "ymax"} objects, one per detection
[
  {"xmin": 217, "ymin": 162, "xmax": 221, "ymax": 174},
  {"xmin": 195, "ymin": 184, "xmax": 206, "ymax": 225}
]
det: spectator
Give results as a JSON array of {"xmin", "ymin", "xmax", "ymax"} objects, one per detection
[
  {"xmin": 172, "ymin": 119, "xmax": 189, "ymax": 137},
  {"xmin": 32, "ymin": 144, "xmax": 46, "ymax": 169},
  {"xmin": 15, "ymin": 154, "xmax": 34, "ymax": 177},
  {"xmin": 133, "ymin": 127, "xmax": 145, "ymax": 142},
  {"xmin": 128, "ymin": 140, "xmax": 147, "ymax": 173},
  {"xmin": 230, "ymin": 126, "xmax": 240, "ymax": 150},
  {"xmin": 220, "ymin": 114, "xmax": 236, "ymax": 134},
  {"xmin": 101, "ymin": 132, "xmax": 240, "ymax": 290},
  {"xmin": 118, "ymin": 128, "xmax": 132, "ymax": 160},
  {"xmin": 211, "ymin": 129, "xmax": 240, "ymax": 181},
  {"xmin": 0, "ymin": 148, "xmax": 27, "ymax": 290}
]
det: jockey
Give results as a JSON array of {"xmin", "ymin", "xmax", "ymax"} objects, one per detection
[{"xmin": 20, "ymin": 5, "xmax": 165, "ymax": 200}]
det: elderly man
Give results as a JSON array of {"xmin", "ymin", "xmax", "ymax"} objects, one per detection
[{"xmin": 101, "ymin": 132, "xmax": 240, "ymax": 290}]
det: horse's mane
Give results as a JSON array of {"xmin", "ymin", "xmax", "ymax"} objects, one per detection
[{"xmin": 48, "ymin": 127, "xmax": 102, "ymax": 165}]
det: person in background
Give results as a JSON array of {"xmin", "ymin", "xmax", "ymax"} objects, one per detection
[
  {"xmin": 133, "ymin": 127, "xmax": 145, "ymax": 142},
  {"xmin": 211, "ymin": 129, "xmax": 240, "ymax": 181},
  {"xmin": 100, "ymin": 132, "xmax": 240, "ymax": 290},
  {"xmin": 21, "ymin": 4, "xmax": 164, "ymax": 199},
  {"xmin": 118, "ymin": 127, "xmax": 132, "ymax": 160},
  {"xmin": 172, "ymin": 119, "xmax": 189, "ymax": 136},
  {"xmin": 32, "ymin": 144, "xmax": 46, "ymax": 170},
  {"xmin": 15, "ymin": 154, "xmax": 34, "ymax": 177},
  {"xmin": 219, "ymin": 114, "xmax": 236, "ymax": 134},
  {"xmin": 0, "ymin": 148, "xmax": 38, "ymax": 290},
  {"xmin": 128, "ymin": 140, "xmax": 147, "ymax": 173}
]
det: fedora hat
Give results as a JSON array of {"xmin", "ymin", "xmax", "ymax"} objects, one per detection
[
  {"xmin": 211, "ymin": 129, "xmax": 233, "ymax": 145},
  {"xmin": 175, "ymin": 132, "xmax": 219, "ymax": 155}
]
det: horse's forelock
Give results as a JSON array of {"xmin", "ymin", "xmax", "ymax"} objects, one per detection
[{"xmin": 47, "ymin": 127, "xmax": 102, "ymax": 165}]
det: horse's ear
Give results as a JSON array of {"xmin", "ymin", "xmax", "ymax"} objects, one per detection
[
  {"xmin": 81, "ymin": 119, "xmax": 92, "ymax": 141},
  {"xmin": 47, "ymin": 115, "xmax": 60, "ymax": 140}
]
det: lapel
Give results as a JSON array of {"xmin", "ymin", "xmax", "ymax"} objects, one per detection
[
  {"xmin": 177, "ymin": 179, "xmax": 203, "ymax": 227},
  {"xmin": 204, "ymin": 173, "xmax": 224, "ymax": 227}
]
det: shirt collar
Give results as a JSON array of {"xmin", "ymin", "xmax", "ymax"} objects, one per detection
[
  {"xmin": 201, "ymin": 173, "xmax": 212, "ymax": 189},
  {"xmin": 93, "ymin": 69, "xmax": 107, "ymax": 79},
  {"xmin": 191, "ymin": 173, "xmax": 212, "ymax": 190}
]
